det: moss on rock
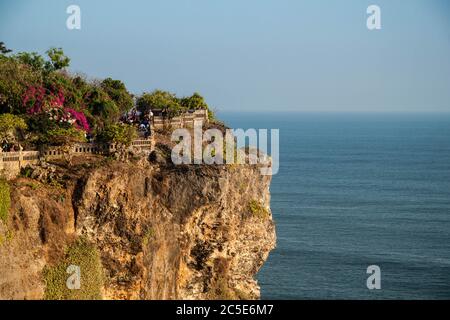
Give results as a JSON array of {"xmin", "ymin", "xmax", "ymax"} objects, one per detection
[
  {"xmin": 43, "ymin": 238, "xmax": 104, "ymax": 300},
  {"xmin": 0, "ymin": 179, "xmax": 10, "ymax": 223}
]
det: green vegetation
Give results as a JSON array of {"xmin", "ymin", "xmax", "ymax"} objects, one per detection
[
  {"xmin": 142, "ymin": 227, "xmax": 155, "ymax": 247},
  {"xmin": 37, "ymin": 127, "xmax": 87, "ymax": 147},
  {"xmin": 43, "ymin": 238, "xmax": 104, "ymax": 300},
  {"xmin": 96, "ymin": 123, "xmax": 138, "ymax": 146},
  {"xmin": 101, "ymin": 78, "xmax": 134, "ymax": 115},
  {"xmin": 0, "ymin": 43, "xmax": 133, "ymax": 148},
  {"xmin": 0, "ymin": 113, "xmax": 27, "ymax": 147},
  {"xmin": 0, "ymin": 41, "xmax": 214, "ymax": 150},
  {"xmin": 248, "ymin": 199, "xmax": 270, "ymax": 220},
  {"xmin": 0, "ymin": 179, "xmax": 10, "ymax": 222},
  {"xmin": 137, "ymin": 90, "xmax": 212, "ymax": 119},
  {"xmin": 179, "ymin": 92, "xmax": 208, "ymax": 110},
  {"xmin": 20, "ymin": 166, "xmax": 33, "ymax": 178},
  {"xmin": 0, "ymin": 229, "xmax": 14, "ymax": 246},
  {"xmin": 137, "ymin": 90, "xmax": 181, "ymax": 118},
  {"xmin": 44, "ymin": 48, "xmax": 70, "ymax": 72}
]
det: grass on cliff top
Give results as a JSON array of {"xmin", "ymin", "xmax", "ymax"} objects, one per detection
[
  {"xmin": 0, "ymin": 179, "xmax": 10, "ymax": 223},
  {"xmin": 43, "ymin": 237, "xmax": 104, "ymax": 300},
  {"xmin": 248, "ymin": 199, "xmax": 270, "ymax": 220}
]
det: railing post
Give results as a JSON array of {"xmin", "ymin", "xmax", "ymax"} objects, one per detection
[{"xmin": 18, "ymin": 144, "xmax": 24, "ymax": 170}]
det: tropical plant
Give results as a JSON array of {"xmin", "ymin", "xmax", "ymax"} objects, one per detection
[
  {"xmin": 85, "ymin": 87, "xmax": 120, "ymax": 127},
  {"xmin": 101, "ymin": 78, "xmax": 134, "ymax": 114},
  {"xmin": 137, "ymin": 90, "xmax": 182, "ymax": 117},
  {"xmin": 14, "ymin": 52, "xmax": 46, "ymax": 71},
  {"xmin": 96, "ymin": 123, "xmax": 137, "ymax": 146},
  {"xmin": 0, "ymin": 113, "xmax": 27, "ymax": 147},
  {"xmin": 44, "ymin": 48, "xmax": 70, "ymax": 72},
  {"xmin": 179, "ymin": 92, "xmax": 208, "ymax": 110},
  {"xmin": 0, "ymin": 57, "xmax": 43, "ymax": 114}
]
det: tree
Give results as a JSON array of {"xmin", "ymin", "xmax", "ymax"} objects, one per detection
[
  {"xmin": 0, "ymin": 113, "xmax": 27, "ymax": 148},
  {"xmin": 137, "ymin": 90, "xmax": 182, "ymax": 118},
  {"xmin": 0, "ymin": 57, "xmax": 43, "ymax": 114},
  {"xmin": 101, "ymin": 78, "xmax": 134, "ymax": 114},
  {"xmin": 45, "ymin": 48, "xmax": 70, "ymax": 72},
  {"xmin": 0, "ymin": 42, "xmax": 12, "ymax": 55},
  {"xmin": 44, "ymin": 127, "xmax": 86, "ymax": 146},
  {"xmin": 14, "ymin": 52, "xmax": 45, "ymax": 71},
  {"xmin": 85, "ymin": 87, "xmax": 120, "ymax": 127},
  {"xmin": 180, "ymin": 92, "xmax": 208, "ymax": 110}
]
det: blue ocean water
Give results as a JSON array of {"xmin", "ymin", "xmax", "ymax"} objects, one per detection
[{"xmin": 219, "ymin": 112, "xmax": 450, "ymax": 299}]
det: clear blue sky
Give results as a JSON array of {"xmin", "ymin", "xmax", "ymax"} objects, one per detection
[{"xmin": 1, "ymin": 0, "xmax": 449, "ymax": 112}]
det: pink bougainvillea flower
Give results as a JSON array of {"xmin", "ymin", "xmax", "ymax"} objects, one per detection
[{"xmin": 66, "ymin": 108, "xmax": 90, "ymax": 132}]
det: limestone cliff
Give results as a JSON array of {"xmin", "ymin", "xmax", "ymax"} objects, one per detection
[{"xmin": 0, "ymin": 151, "xmax": 276, "ymax": 300}]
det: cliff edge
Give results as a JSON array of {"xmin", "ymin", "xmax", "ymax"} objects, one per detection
[{"xmin": 0, "ymin": 149, "xmax": 276, "ymax": 300}]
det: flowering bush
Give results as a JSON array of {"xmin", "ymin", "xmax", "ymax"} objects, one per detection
[
  {"xmin": 22, "ymin": 85, "xmax": 90, "ymax": 132},
  {"xmin": 66, "ymin": 108, "xmax": 90, "ymax": 131}
]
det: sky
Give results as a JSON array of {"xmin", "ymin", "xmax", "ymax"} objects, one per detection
[{"xmin": 0, "ymin": 0, "xmax": 449, "ymax": 113}]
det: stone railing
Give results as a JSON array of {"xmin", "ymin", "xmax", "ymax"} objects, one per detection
[
  {"xmin": 152, "ymin": 109, "xmax": 208, "ymax": 129},
  {"xmin": 0, "ymin": 137, "xmax": 155, "ymax": 179}
]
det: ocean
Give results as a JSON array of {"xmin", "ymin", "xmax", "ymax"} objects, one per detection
[{"xmin": 219, "ymin": 112, "xmax": 450, "ymax": 299}]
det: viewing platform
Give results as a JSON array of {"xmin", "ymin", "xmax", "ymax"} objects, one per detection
[{"xmin": 0, "ymin": 137, "xmax": 155, "ymax": 179}]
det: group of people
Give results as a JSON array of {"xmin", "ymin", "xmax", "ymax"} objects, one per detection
[
  {"xmin": 0, "ymin": 142, "xmax": 20, "ymax": 152},
  {"xmin": 121, "ymin": 108, "xmax": 153, "ymax": 139}
]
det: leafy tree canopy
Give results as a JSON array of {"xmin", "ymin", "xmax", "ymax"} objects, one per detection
[
  {"xmin": 180, "ymin": 92, "xmax": 208, "ymax": 110},
  {"xmin": 45, "ymin": 47, "xmax": 70, "ymax": 71},
  {"xmin": 96, "ymin": 123, "xmax": 137, "ymax": 146},
  {"xmin": 137, "ymin": 90, "xmax": 210, "ymax": 118},
  {"xmin": 101, "ymin": 78, "xmax": 134, "ymax": 114},
  {"xmin": 14, "ymin": 52, "xmax": 46, "ymax": 71},
  {"xmin": 137, "ymin": 90, "xmax": 179, "ymax": 113}
]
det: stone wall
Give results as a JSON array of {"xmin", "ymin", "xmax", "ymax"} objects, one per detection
[
  {"xmin": 0, "ymin": 138, "xmax": 154, "ymax": 179},
  {"xmin": 152, "ymin": 109, "xmax": 208, "ymax": 130}
]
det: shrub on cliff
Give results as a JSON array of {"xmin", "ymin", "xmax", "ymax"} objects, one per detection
[
  {"xmin": 43, "ymin": 238, "xmax": 104, "ymax": 300},
  {"xmin": 39, "ymin": 127, "xmax": 87, "ymax": 147},
  {"xmin": 137, "ymin": 90, "xmax": 182, "ymax": 118},
  {"xmin": 179, "ymin": 92, "xmax": 208, "ymax": 110},
  {"xmin": 0, "ymin": 113, "xmax": 28, "ymax": 147},
  {"xmin": 96, "ymin": 123, "xmax": 137, "ymax": 146},
  {"xmin": 0, "ymin": 179, "xmax": 10, "ymax": 222},
  {"xmin": 101, "ymin": 78, "xmax": 134, "ymax": 114},
  {"xmin": 248, "ymin": 199, "xmax": 270, "ymax": 220},
  {"xmin": 137, "ymin": 90, "xmax": 212, "ymax": 119}
]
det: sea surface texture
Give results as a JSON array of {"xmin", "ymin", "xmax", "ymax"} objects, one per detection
[{"xmin": 220, "ymin": 112, "xmax": 450, "ymax": 299}]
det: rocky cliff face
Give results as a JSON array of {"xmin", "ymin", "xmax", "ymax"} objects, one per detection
[{"xmin": 0, "ymin": 153, "xmax": 276, "ymax": 300}]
